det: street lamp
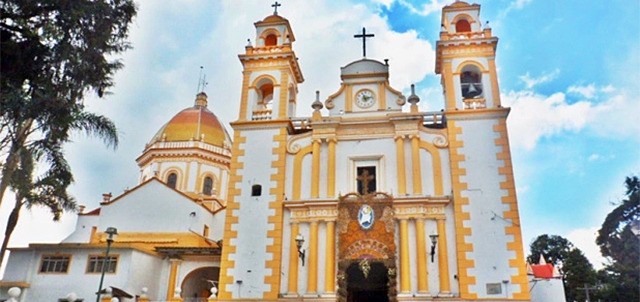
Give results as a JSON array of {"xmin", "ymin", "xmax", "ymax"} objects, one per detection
[
  {"xmin": 429, "ymin": 233, "xmax": 439, "ymax": 262},
  {"xmin": 295, "ymin": 233, "xmax": 305, "ymax": 266},
  {"xmin": 96, "ymin": 227, "xmax": 118, "ymax": 302}
]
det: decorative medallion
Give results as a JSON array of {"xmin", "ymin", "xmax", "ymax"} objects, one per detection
[{"xmin": 358, "ymin": 204, "xmax": 375, "ymax": 230}]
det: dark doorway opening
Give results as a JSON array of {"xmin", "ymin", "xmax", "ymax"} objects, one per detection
[{"xmin": 346, "ymin": 261, "xmax": 389, "ymax": 302}]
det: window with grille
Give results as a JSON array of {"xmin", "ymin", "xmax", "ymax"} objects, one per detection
[
  {"xmin": 86, "ymin": 255, "xmax": 118, "ymax": 274},
  {"xmin": 39, "ymin": 255, "xmax": 71, "ymax": 273}
]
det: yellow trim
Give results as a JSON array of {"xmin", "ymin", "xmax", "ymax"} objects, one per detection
[
  {"xmin": 38, "ymin": 253, "xmax": 72, "ymax": 274},
  {"xmin": 446, "ymin": 120, "xmax": 476, "ymax": 299},
  {"xmin": 292, "ymin": 145, "xmax": 313, "ymax": 200},
  {"xmin": 162, "ymin": 167, "xmax": 183, "ymax": 190},
  {"xmin": 263, "ymin": 128, "xmax": 288, "ymax": 298},
  {"xmin": 489, "ymin": 57, "xmax": 501, "ymax": 107},
  {"xmin": 345, "ymin": 85, "xmax": 353, "ymax": 112},
  {"xmin": 325, "ymin": 220, "xmax": 336, "ymax": 293},
  {"xmin": 251, "ymin": 74, "xmax": 279, "ymax": 88},
  {"xmin": 327, "ymin": 138, "xmax": 337, "ymax": 198},
  {"xmin": 278, "ymin": 70, "xmax": 290, "ymax": 119},
  {"xmin": 195, "ymin": 162, "xmax": 202, "ymax": 192},
  {"xmin": 411, "ymin": 135, "xmax": 423, "ymax": 195},
  {"xmin": 378, "ymin": 82, "xmax": 386, "ymax": 109},
  {"xmin": 238, "ymin": 70, "xmax": 251, "ymax": 121},
  {"xmin": 399, "ymin": 219, "xmax": 411, "ymax": 293},
  {"xmin": 415, "ymin": 218, "xmax": 428, "ymax": 293},
  {"xmin": 311, "ymin": 139, "xmax": 321, "ymax": 198},
  {"xmin": 395, "ymin": 136, "xmax": 407, "ymax": 195},
  {"xmin": 85, "ymin": 254, "xmax": 119, "ymax": 274},
  {"xmin": 454, "ymin": 60, "xmax": 488, "ymax": 75},
  {"xmin": 442, "ymin": 61, "xmax": 457, "ymax": 110},
  {"xmin": 493, "ymin": 120, "xmax": 530, "ymax": 299},
  {"xmin": 183, "ymin": 161, "xmax": 191, "ymax": 191},
  {"xmin": 307, "ymin": 221, "xmax": 319, "ymax": 293},
  {"xmin": 287, "ymin": 222, "xmax": 300, "ymax": 294},
  {"xmin": 419, "ymin": 141, "xmax": 444, "ymax": 196},
  {"xmin": 437, "ymin": 218, "xmax": 451, "ymax": 293},
  {"xmin": 218, "ymin": 131, "xmax": 246, "ymax": 299},
  {"xmin": 166, "ymin": 259, "xmax": 181, "ymax": 299}
]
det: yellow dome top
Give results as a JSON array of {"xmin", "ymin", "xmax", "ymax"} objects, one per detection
[{"xmin": 150, "ymin": 93, "xmax": 231, "ymax": 148}]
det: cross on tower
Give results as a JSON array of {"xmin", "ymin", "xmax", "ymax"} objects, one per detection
[
  {"xmin": 354, "ymin": 27, "xmax": 375, "ymax": 57},
  {"xmin": 271, "ymin": 1, "xmax": 281, "ymax": 15}
]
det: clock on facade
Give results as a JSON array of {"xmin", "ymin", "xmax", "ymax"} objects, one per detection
[{"xmin": 355, "ymin": 89, "xmax": 376, "ymax": 109}]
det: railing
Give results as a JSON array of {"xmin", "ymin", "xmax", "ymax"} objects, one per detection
[
  {"xmin": 245, "ymin": 44, "xmax": 292, "ymax": 55},
  {"xmin": 421, "ymin": 111, "xmax": 446, "ymax": 128},
  {"xmin": 147, "ymin": 141, "xmax": 231, "ymax": 156},
  {"xmin": 251, "ymin": 109, "xmax": 272, "ymax": 120},
  {"xmin": 463, "ymin": 98, "xmax": 486, "ymax": 110}
]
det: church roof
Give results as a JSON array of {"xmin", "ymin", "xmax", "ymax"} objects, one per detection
[
  {"xmin": 149, "ymin": 92, "xmax": 231, "ymax": 148},
  {"xmin": 340, "ymin": 58, "xmax": 389, "ymax": 80}
]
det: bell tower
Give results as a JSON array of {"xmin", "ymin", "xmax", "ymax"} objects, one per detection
[
  {"xmin": 218, "ymin": 6, "xmax": 304, "ymax": 300},
  {"xmin": 436, "ymin": 1, "xmax": 530, "ymax": 300}
]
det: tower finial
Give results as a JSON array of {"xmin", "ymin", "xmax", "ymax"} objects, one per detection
[
  {"xmin": 271, "ymin": 1, "xmax": 281, "ymax": 15},
  {"xmin": 196, "ymin": 66, "xmax": 208, "ymax": 93},
  {"xmin": 354, "ymin": 27, "xmax": 375, "ymax": 58}
]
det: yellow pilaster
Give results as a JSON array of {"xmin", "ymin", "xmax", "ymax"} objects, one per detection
[
  {"xmin": 287, "ymin": 223, "xmax": 300, "ymax": 294},
  {"xmin": 311, "ymin": 139, "xmax": 321, "ymax": 198},
  {"xmin": 238, "ymin": 70, "xmax": 251, "ymax": 121},
  {"xmin": 488, "ymin": 57, "xmax": 501, "ymax": 107},
  {"xmin": 415, "ymin": 218, "xmax": 428, "ymax": 293},
  {"xmin": 411, "ymin": 135, "xmax": 423, "ymax": 195},
  {"xmin": 327, "ymin": 138, "xmax": 336, "ymax": 198},
  {"xmin": 307, "ymin": 221, "xmax": 319, "ymax": 293},
  {"xmin": 324, "ymin": 220, "xmax": 336, "ymax": 293},
  {"xmin": 395, "ymin": 136, "xmax": 407, "ymax": 195},
  {"xmin": 166, "ymin": 258, "xmax": 181, "ymax": 300},
  {"xmin": 278, "ymin": 71, "xmax": 290, "ymax": 119},
  {"xmin": 399, "ymin": 219, "xmax": 411, "ymax": 293},
  {"xmin": 437, "ymin": 218, "xmax": 451, "ymax": 293}
]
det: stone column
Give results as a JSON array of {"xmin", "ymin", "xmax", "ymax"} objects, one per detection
[
  {"xmin": 415, "ymin": 218, "xmax": 428, "ymax": 293},
  {"xmin": 324, "ymin": 220, "xmax": 336, "ymax": 294},
  {"xmin": 410, "ymin": 135, "xmax": 422, "ymax": 195},
  {"xmin": 166, "ymin": 258, "xmax": 182, "ymax": 300},
  {"xmin": 437, "ymin": 218, "xmax": 451, "ymax": 293},
  {"xmin": 307, "ymin": 221, "xmax": 319, "ymax": 293},
  {"xmin": 287, "ymin": 222, "xmax": 300, "ymax": 295},
  {"xmin": 327, "ymin": 138, "xmax": 337, "ymax": 197},
  {"xmin": 394, "ymin": 135, "xmax": 407, "ymax": 195},
  {"xmin": 311, "ymin": 139, "xmax": 321, "ymax": 198},
  {"xmin": 399, "ymin": 219, "xmax": 411, "ymax": 293}
]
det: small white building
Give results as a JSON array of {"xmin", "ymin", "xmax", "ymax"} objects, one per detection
[
  {"xmin": 1, "ymin": 93, "xmax": 230, "ymax": 301},
  {"xmin": 528, "ymin": 257, "xmax": 566, "ymax": 302}
]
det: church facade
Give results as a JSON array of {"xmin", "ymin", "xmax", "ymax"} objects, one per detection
[{"xmin": 1, "ymin": 2, "xmax": 530, "ymax": 302}]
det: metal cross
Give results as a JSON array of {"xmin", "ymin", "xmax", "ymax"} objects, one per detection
[
  {"xmin": 271, "ymin": 1, "xmax": 281, "ymax": 15},
  {"xmin": 354, "ymin": 27, "xmax": 375, "ymax": 57},
  {"xmin": 357, "ymin": 169, "xmax": 375, "ymax": 194}
]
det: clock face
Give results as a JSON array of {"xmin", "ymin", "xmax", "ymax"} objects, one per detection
[{"xmin": 355, "ymin": 89, "xmax": 376, "ymax": 109}]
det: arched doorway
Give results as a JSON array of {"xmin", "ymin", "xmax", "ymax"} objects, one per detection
[
  {"xmin": 181, "ymin": 266, "xmax": 219, "ymax": 300},
  {"xmin": 346, "ymin": 261, "xmax": 389, "ymax": 302}
]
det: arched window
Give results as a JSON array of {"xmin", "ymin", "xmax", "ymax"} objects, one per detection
[
  {"xmin": 259, "ymin": 82, "xmax": 274, "ymax": 108},
  {"xmin": 455, "ymin": 19, "xmax": 471, "ymax": 32},
  {"xmin": 167, "ymin": 173, "xmax": 178, "ymax": 189},
  {"xmin": 460, "ymin": 65, "xmax": 483, "ymax": 99},
  {"xmin": 203, "ymin": 176, "xmax": 213, "ymax": 196},
  {"xmin": 265, "ymin": 34, "xmax": 277, "ymax": 46},
  {"xmin": 251, "ymin": 184, "xmax": 262, "ymax": 196}
]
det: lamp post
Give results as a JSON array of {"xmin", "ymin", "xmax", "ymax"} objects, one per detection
[
  {"xmin": 96, "ymin": 227, "xmax": 118, "ymax": 302},
  {"xmin": 429, "ymin": 233, "xmax": 439, "ymax": 262},
  {"xmin": 295, "ymin": 233, "xmax": 305, "ymax": 266}
]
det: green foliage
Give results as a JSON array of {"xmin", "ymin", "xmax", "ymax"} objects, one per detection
[
  {"xmin": 528, "ymin": 234, "xmax": 596, "ymax": 302},
  {"xmin": 0, "ymin": 0, "xmax": 136, "ymax": 260},
  {"xmin": 527, "ymin": 234, "xmax": 573, "ymax": 265},
  {"xmin": 595, "ymin": 176, "xmax": 640, "ymax": 302}
]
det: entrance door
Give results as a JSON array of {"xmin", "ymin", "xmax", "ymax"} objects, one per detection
[{"xmin": 346, "ymin": 261, "xmax": 389, "ymax": 302}]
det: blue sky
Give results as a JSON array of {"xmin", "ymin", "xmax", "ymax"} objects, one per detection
[{"xmin": 1, "ymin": 0, "xmax": 638, "ymax": 271}]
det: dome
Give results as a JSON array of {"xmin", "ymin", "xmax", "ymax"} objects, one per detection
[
  {"xmin": 340, "ymin": 59, "xmax": 389, "ymax": 79},
  {"xmin": 150, "ymin": 93, "xmax": 231, "ymax": 148}
]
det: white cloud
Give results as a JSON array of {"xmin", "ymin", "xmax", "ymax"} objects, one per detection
[
  {"xmin": 588, "ymin": 153, "xmax": 601, "ymax": 162},
  {"xmin": 397, "ymin": 0, "xmax": 445, "ymax": 16},
  {"xmin": 567, "ymin": 83, "xmax": 597, "ymax": 99},
  {"xmin": 518, "ymin": 69, "xmax": 560, "ymax": 89},
  {"xmin": 566, "ymin": 227, "xmax": 606, "ymax": 270},
  {"xmin": 503, "ymin": 86, "xmax": 640, "ymax": 150},
  {"xmin": 499, "ymin": 0, "xmax": 534, "ymax": 19}
]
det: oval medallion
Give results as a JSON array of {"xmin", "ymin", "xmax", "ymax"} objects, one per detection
[{"xmin": 358, "ymin": 204, "xmax": 375, "ymax": 230}]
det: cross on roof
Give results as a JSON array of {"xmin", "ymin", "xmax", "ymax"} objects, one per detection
[
  {"xmin": 354, "ymin": 27, "xmax": 375, "ymax": 58},
  {"xmin": 271, "ymin": 1, "xmax": 281, "ymax": 15},
  {"xmin": 357, "ymin": 169, "xmax": 375, "ymax": 195}
]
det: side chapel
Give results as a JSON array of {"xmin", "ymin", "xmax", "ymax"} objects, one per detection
[{"xmin": 0, "ymin": 1, "xmax": 530, "ymax": 302}]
